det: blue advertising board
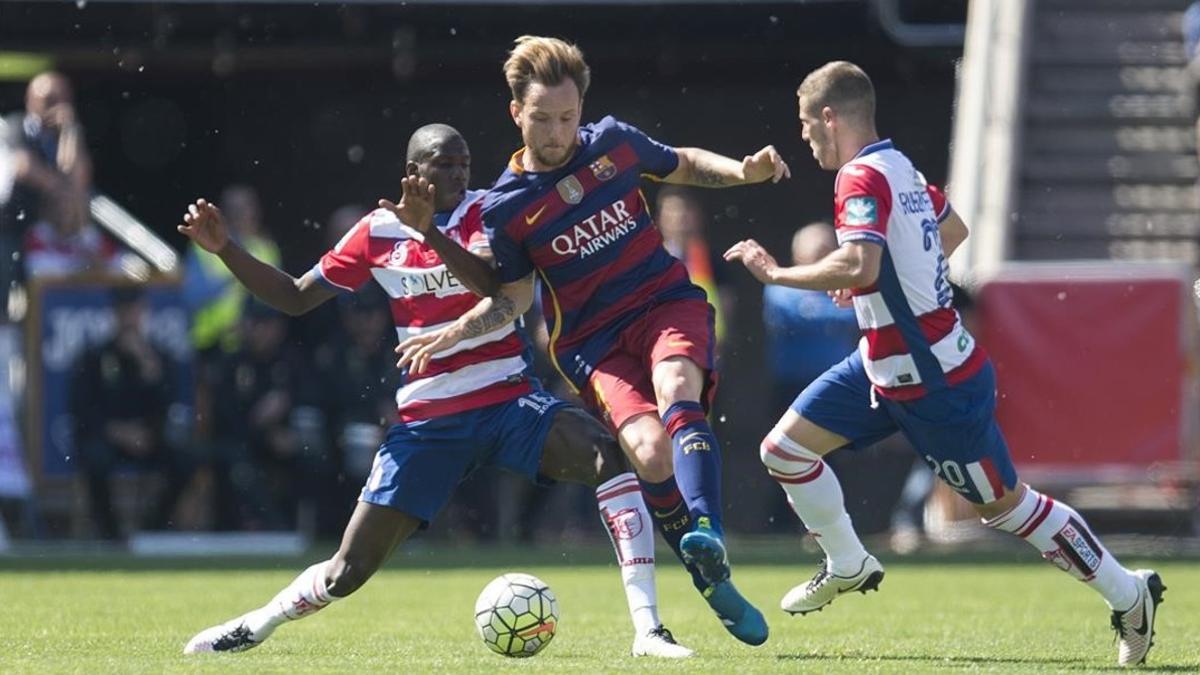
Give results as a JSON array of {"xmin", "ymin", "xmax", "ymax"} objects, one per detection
[{"xmin": 31, "ymin": 281, "xmax": 193, "ymax": 479}]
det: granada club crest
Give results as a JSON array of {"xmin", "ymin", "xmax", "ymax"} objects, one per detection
[
  {"xmin": 603, "ymin": 506, "xmax": 645, "ymax": 540},
  {"xmin": 590, "ymin": 155, "xmax": 617, "ymax": 181},
  {"xmin": 388, "ymin": 240, "xmax": 410, "ymax": 267},
  {"xmin": 556, "ymin": 175, "xmax": 585, "ymax": 205}
]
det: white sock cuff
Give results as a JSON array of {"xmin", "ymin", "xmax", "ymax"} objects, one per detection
[
  {"xmin": 596, "ymin": 472, "xmax": 640, "ymax": 501},
  {"xmin": 761, "ymin": 431, "xmax": 823, "ymax": 478},
  {"xmin": 983, "ymin": 486, "xmax": 1049, "ymax": 537},
  {"xmin": 769, "ymin": 430, "xmax": 823, "ymax": 461},
  {"xmin": 306, "ymin": 561, "xmax": 333, "ymax": 605}
]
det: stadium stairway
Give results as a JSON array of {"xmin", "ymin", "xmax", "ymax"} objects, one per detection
[{"xmin": 1015, "ymin": 0, "xmax": 1200, "ymax": 265}]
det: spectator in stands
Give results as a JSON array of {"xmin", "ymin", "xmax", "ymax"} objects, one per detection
[
  {"xmin": 760, "ymin": 221, "xmax": 861, "ymax": 533},
  {"xmin": 23, "ymin": 191, "xmax": 120, "ymax": 280},
  {"xmin": 204, "ymin": 299, "xmax": 320, "ymax": 531},
  {"xmin": 656, "ymin": 186, "xmax": 733, "ymax": 352},
  {"xmin": 69, "ymin": 287, "xmax": 190, "ymax": 539},
  {"xmin": 183, "ymin": 185, "xmax": 280, "ymax": 358},
  {"xmin": 309, "ymin": 286, "xmax": 398, "ymax": 534},
  {"xmin": 297, "ymin": 203, "xmax": 367, "ymax": 350},
  {"xmin": 762, "ymin": 221, "xmax": 860, "ymax": 412},
  {"xmin": 323, "ymin": 203, "xmax": 366, "ymax": 247},
  {"xmin": 0, "ymin": 72, "xmax": 93, "ymax": 308}
]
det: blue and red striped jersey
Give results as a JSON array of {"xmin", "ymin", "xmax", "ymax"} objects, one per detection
[{"xmin": 475, "ymin": 116, "xmax": 707, "ymax": 390}]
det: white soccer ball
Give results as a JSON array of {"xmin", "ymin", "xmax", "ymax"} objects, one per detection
[{"xmin": 473, "ymin": 572, "xmax": 559, "ymax": 658}]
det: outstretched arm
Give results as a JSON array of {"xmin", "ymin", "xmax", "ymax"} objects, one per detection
[
  {"xmin": 178, "ymin": 199, "xmax": 335, "ymax": 316},
  {"xmin": 394, "ymin": 274, "xmax": 535, "ymax": 374},
  {"xmin": 665, "ymin": 145, "xmax": 791, "ymax": 187},
  {"xmin": 725, "ymin": 239, "xmax": 882, "ymax": 291},
  {"xmin": 378, "ymin": 177, "xmax": 500, "ymax": 298}
]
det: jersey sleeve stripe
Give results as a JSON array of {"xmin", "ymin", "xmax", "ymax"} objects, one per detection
[
  {"xmin": 935, "ymin": 199, "xmax": 951, "ymax": 223},
  {"xmin": 837, "ymin": 230, "xmax": 887, "ymax": 246},
  {"xmin": 313, "ymin": 263, "xmax": 357, "ymax": 293}
]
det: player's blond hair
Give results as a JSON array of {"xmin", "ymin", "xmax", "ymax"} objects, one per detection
[
  {"xmin": 796, "ymin": 61, "xmax": 875, "ymax": 123},
  {"xmin": 504, "ymin": 35, "xmax": 591, "ymax": 104}
]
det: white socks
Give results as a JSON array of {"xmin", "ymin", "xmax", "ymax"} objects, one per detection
[
  {"xmin": 596, "ymin": 472, "xmax": 660, "ymax": 635},
  {"xmin": 985, "ymin": 486, "xmax": 1138, "ymax": 610},
  {"xmin": 246, "ymin": 560, "xmax": 337, "ymax": 635},
  {"xmin": 761, "ymin": 431, "xmax": 868, "ymax": 576}
]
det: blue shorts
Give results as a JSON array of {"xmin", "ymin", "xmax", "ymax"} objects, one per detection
[
  {"xmin": 792, "ymin": 350, "xmax": 1018, "ymax": 504},
  {"xmin": 360, "ymin": 390, "xmax": 569, "ymax": 525}
]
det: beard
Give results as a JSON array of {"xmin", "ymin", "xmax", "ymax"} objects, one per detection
[{"xmin": 530, "ymin": 143, "xmax": 572, "ymax": 170}]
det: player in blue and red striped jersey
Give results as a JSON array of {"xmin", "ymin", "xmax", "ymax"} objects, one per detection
[
  {"xmin": 178, "ymin": 124, "xmax": 690, "ymax": 659},
  {"xmin": 396, "ymin": 36, "xmax": 789, "ymax": 647},
  {"xmin": 725, "ymin": 61, "xmax": 1164, "ymax": 667}
]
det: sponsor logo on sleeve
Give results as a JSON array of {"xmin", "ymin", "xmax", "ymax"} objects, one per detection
[{"xmin": 844, "ymin": 196, "xmax": 877, "ymax": 226}]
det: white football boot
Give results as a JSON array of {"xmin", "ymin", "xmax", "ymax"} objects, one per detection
[
  {"xmin": 1111, "ymin": 569, "xmax": 1166, "ymax": 667},
  {"xmin": 781, "ymin": 555, "xmax": 885, "ymax": 615},
  {"xmin": 183, "ymin": 615, "xmax": 275, "ymax": 654},
  {"xmin": 631, "ymin": 625, "xmax": 695, "ymax": 658}
]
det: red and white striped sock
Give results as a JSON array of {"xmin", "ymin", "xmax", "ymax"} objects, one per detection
[
  {"xmin": 596, "ymin": 472, "xmax": 660, "ymax": 635},
  {"xmin": 985, "ymin": 486, "xmax": 1138, "ymax": 610},
  {"xmin": 761, "ymin": 431, "xmax": 868, "ymax": 575},
  {"xmin": 247, "ymin": 560, "xmax": 336, "ymax": 634}
]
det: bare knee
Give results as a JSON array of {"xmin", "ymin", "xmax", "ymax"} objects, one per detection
[
  {"xmin": 625, "ymin": 432, "xmax": 674, "ymax": 483},
  {"xmin": 655, "ymin": 373, "xmax": 695, "ymax": 407},
  {"xmin": 652, "ymin": 358, "xmax": 703, "ymax": 407},
  {"xmin": 326, "ymin": 552, "xmax": 380, "ymax": 597},
  {"xmin": 972, "ymin": 482, "xmax": 1026, "ymax": 521}
]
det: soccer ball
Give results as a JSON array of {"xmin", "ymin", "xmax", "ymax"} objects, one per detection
[{"xmin": 473, "ymin": 573, "xmax": 559, "ymax": 658}]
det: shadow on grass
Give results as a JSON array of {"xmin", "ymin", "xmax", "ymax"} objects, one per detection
[{"xmin": 778, "ymin": 652, "xmax": 1197, "ymax": 671}]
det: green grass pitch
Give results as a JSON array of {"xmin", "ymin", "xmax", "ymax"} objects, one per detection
[{"xmin": 2, "ymin": 551, "xmax": 1198, "ymax": 673}]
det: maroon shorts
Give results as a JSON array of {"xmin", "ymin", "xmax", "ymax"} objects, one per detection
[{"xmin": 580, "ymin": 299, "xmax": 718, "ymax": 432}]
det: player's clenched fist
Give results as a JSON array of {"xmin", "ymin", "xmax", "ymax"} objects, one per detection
[
  {"xmin": 724, "ymin": 239, "xmax": 779, "ymax": 285},
  {"xmin": 741, "ymin": 145, "xmax": 791, "ymax": 184},
  {"xmin": 177, "ymin": 199, "xmax": 229, "ymax": 254}
]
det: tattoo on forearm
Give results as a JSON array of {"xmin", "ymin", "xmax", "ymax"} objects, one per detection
[{"xmin": 460, "ymin": 295, "xmax": 517, "ymax": 338}]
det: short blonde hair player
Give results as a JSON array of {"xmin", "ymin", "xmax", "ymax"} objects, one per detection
[{"xmin": 725, "ymin": 60, "xmax": 1165, "ymax": 667}]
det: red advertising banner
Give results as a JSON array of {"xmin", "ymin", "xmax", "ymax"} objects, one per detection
[{"xmin": 977, "ymin": 263, "xmax": 1198, "ymax": 481}]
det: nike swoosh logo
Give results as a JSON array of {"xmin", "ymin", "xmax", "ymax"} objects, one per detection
[
  {"xmin": 1132, "ymin": 598, "xmax": 1150, "ymax": 637},
  {"xmin": 652, "ymin": 503, "xmax": 684, "ymax": 519},
  {"xmin": 525, "ymin": 205, "xmax": 548, "ymax": 225}
]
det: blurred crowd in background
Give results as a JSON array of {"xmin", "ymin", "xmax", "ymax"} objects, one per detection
[{"xmin": 0, "ymin": 68, "xmax": 941, "ymax": 546}]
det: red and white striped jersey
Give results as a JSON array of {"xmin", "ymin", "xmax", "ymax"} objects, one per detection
[
  {"xmin": 24, "ymin": 220, "xmax": 119, "ymax": 279},
  {"xmin": 834, "ymin": 139, "xmax": 985, "ymax": 400},
  {"xmin": 314, "ymin": 190, "xmax": 533, "ymax": 422}
]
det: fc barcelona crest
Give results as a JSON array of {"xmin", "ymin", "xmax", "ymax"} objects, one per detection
[
  {"xmin": 556, "ymin": 175, "xmax": 585, "ymax": 205},
  {"xmin": 590, "ymin": 155, "xmax": 617, "ymax": 181}
]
